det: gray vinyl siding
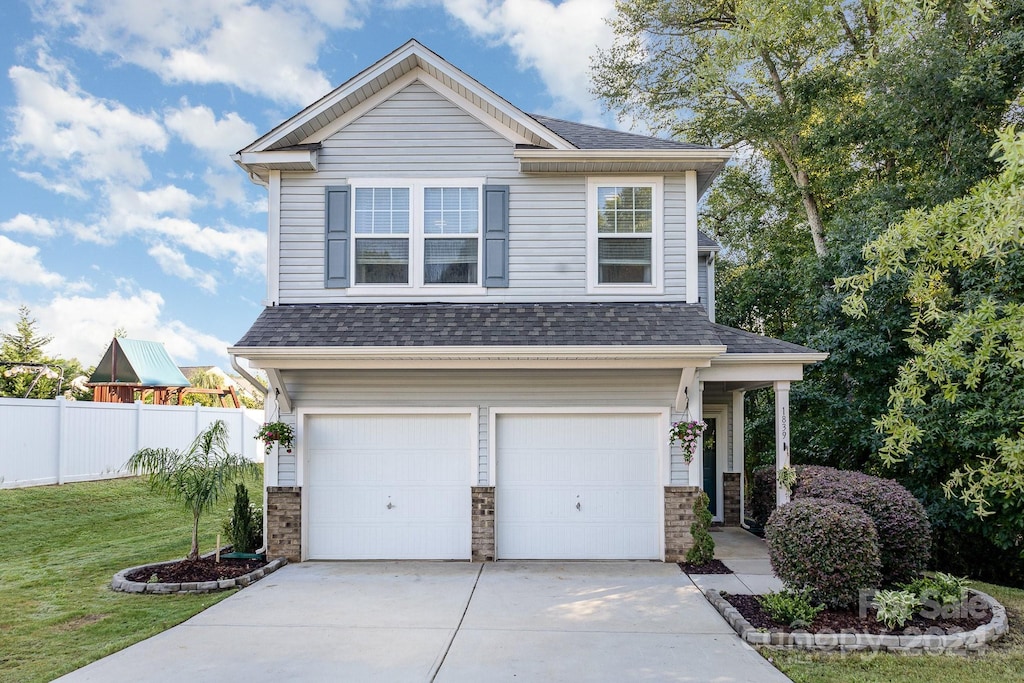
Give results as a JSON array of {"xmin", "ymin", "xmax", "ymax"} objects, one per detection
[
  {"xmin": 698, "ymin": 255, "xmax": 709, "ymax": 311},
  {"xmin": 275, "ymin": 81, "xmax": 690, "ymax": 303},
  {"xmin": 274, "ymin": 414, "xmax": 298, "ymax": 485},
  {"xmin": 272, "ymin": 368, "xmax": 691, "ymax": 487}
]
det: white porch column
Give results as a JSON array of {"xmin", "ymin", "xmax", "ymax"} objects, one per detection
[
  {"xmin": 732, "ymin": 390, "xmax": 745, "ymax": 520},
  {"xmin": 686, "ymin": 378, "xmax": 704, "ymax": 487},
  {"xmin": 775, "ymin": 380, "xmax": 791, "ymax": 506}
]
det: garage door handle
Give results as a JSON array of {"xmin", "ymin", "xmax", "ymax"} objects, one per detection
[
  {"xmin": 386, "ymin": 499, "xmax": 395, "ymax": 510},
  {"xmin": 576, "ymin": 501, "xmax": 581, "ymax": 511}
]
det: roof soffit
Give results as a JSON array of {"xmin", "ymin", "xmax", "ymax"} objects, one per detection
[{"xmin": 239, "ymin": 40, "xmax": 574, "ymax": 154}]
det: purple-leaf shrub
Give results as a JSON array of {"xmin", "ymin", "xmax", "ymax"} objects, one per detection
[
  {"xmin": 796, "ymin": 466, "xmax": 931, "ymax": 586},
  {"xmin": 766, "ymin": 498, "xmax": 883, "ymax": 609}
]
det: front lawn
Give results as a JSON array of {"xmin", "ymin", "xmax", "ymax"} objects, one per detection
[
  {"xmin": 0, "ymin": 470, "xmax": 262, "ymax": 683},
  {"xmin": 767, "ymin": 581, "xmax": 1024, "ymax": 683}
]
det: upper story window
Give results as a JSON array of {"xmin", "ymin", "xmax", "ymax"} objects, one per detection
[
  {"xmin": 351, "ymin": 179, "xmax": 483, "ymax": 289},
  {"xmin": 587, "ymin": 178, "xmax": 663, "ymax": 294}
]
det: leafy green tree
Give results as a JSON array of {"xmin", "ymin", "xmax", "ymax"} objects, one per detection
[
  {"xmin": 1, "ymin": 306, "xmax": 53, "ymax": 363},
  {"xmin": 838, "ymin": 127, "xmax": 1024, "ymax": 553},
  {"xmin": 126, "ymin": 420, "xmax": 260, "ymax": 560},
  {"xmin": 592, "ymin": 0, "xmax": 904, "ymax": 257}
]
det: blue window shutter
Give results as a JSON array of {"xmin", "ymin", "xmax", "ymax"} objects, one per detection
[
  {"xmin": 482, "ymin": 184, "xmax": 509, "ymax": 288},
  {"xmin": 324, "ymin": 185, "xmax": 350, "ymax": 288}
]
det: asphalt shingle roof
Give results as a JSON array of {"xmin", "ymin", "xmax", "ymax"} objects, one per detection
[
  {"xmin": 234, "ymin": 303, "xmax": 817, "ymax": 355},
  {"xmin": 529, "ymin": 114, "xmax": 714, "ymax": 151}
]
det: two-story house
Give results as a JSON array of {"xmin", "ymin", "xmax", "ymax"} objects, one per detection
[{"xmin": 229, "ymin": 40, "xmax": 825, "ymax": 563}]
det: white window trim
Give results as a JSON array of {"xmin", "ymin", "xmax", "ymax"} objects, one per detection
[
  {"xmin": 349, "ymin": 177, "xmax": 486, "ymax": 295},
  {"xmin": 586, "ymin": 176, "xmax": 664, "ymax": 295}
]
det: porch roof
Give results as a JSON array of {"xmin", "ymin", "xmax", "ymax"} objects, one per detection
[{"xmin": 232, "ymin": 302, "xmax": 818, "ymax": 355}]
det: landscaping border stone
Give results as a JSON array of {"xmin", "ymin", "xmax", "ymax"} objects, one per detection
[
  {"xmin": 704, "ymin": 589, "xmax": 1008, "ymax": 655},
  {"xmin": 111, "ymin": 552, "xmax": 287, "ymax": 595}
]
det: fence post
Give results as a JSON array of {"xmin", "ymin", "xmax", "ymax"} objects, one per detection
[
  {"xmin": 56, "ymin": 397, "xmax": 68, "ymax": 485},
  {"xmin": 134, "ymin": 400, "xmax": 143, "ymax": 458},
  {"xmin": 194, "ymin": 402, "xmax": 201, "ymax": 436}
]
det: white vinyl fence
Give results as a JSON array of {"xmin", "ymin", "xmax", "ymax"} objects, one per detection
[{"xmin": 0, "ymin": 397, "xmax": 264, "ymax": 489}]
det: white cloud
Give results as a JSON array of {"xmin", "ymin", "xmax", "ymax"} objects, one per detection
[
  {"xmin": 1, "ymin": 213, "xmax": 56, "ymax": 237},
  {"xmin": 164, "ymin": 101, "xmax": 259, "ymax": 165},
  {"xmin": 0, "ymin": 235, "xmax": 64, "ymax": 287},
  {"xmin": 442, "ymin": 0, "xmax": 616, "ymax": 122},
  {"xmin": 103, "ymin": 185, "xmax": 266, "ymax": 272},
  {"xmin": 13, "ymin": 170, "xmax": 89, "ymax": 199},
  {"xmin": 147, "ymin": 243, "xmax": 219, "ymax": 293},
  {"xmin": 203, "ymin": 170, "xmax": 252, "ymax": 209},
  {"xmin": 7, "ymin": 52, "xmax": 167, "ymax": 186},
  {"xmin": 33, "ymin": 0, "xmax": 367, "ymax": 105},
  {"xmin": 32, "ymin": 288, "xmax": 232, "ymax": 365}
]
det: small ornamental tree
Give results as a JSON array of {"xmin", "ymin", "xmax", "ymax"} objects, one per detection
[
  {"xmin": 687, "ymin": 490, "xmax": 715, "ymax": 565},
  {"xmin": 224, "ymin": 482, "xmax": 263, "ymax": 554},
  {"xmin": 127, "ymin": 420, "xmax": 260, "ymax": 560}
]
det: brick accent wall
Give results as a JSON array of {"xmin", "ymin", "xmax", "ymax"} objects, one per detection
[
  {"xmin": 723, "ymin": 473, "xmax": 742, "ymax": 526},
  {"xmin": 267, "ymin": 486, "xmax": 302, "ymax": 562},
  {"xmin": 664, "ymin": 486, "xmax": 702, "ymax": 562},
  {"xmin": 471, "ymin": 486, "xmax": 495, "ymax": 562}
]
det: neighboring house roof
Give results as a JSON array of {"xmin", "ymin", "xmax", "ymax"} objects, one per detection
[
  {"xmin": 88, "ymin": 339, "xmax": 190, "ymax": 387},
  {"xmin": 698, "ymin": 231, "xmax": 720, "ymax": 251},
  {"xmin": 527, "ymin": 114, "xmax": 713, "ymax": 151},
  {"xmin": 233, "ymin": 303, "xmax": 816, "ymax": 355}
]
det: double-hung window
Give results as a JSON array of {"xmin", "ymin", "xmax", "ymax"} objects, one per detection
[
  {"xmin": 587, "ymin": 178, "xmax": 662, "ymax": 293},
  {"xmin": 351, "ymin": 179, "xmax": 483, "ymax": 289}
]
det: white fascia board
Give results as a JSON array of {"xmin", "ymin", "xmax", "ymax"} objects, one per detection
[
  {"xmin": 230, "ymin": 345, "xmax": 727, "ymax": 370},
  {"xmin": 514, "ymin": 148, "xmax": 734, "ymax": 165},
  {"xmin": 699, "ymin": 353, "xmax": 829, "ymax": 382},
  {"xmin": 235, "ymin": 150, "xmax": 318, "ymax": 179}
]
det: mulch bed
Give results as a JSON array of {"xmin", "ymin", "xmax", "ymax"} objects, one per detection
[
  {"xmin": 678, "ymin": 559, "xmax": 734, "ymax": 575},
  {"xmin": 723, "ymin": 592, "xmax": 992, "ymax": 635},
  {"xmin": 125, "ymin": 556, "xmax": 268, "ymax": 584}
]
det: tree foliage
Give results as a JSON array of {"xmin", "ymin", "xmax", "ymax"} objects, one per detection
[
  {"xmin": 839, "ymin": 128, "xmax": 1024, "ymax": 530},
  {"xmin": 0, "ymin": 306, "xmax": 92, "ymax": 400},
  {"xmin": 126, "ymin": 419, "xmax": 260, "ymax": 560}
]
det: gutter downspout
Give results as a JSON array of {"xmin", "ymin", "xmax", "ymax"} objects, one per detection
[{"xmin": 230, "ymin": 354, "xmax": 267, "ymax": 399}]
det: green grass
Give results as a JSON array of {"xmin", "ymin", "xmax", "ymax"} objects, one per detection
[
  {"xmin": 0, "ymin": 469, "xmax": 262, "ymax": 683},
  {"xmin": 766, "ymin": 581, "xmax": 1024, "ymax": 683}
]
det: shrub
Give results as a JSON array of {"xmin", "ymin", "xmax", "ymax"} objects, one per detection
[
  {"xmin": 797, "ymin": 465, "xmax": 931, "ymax": 586},
  {"xmin": 872, "ymin": 589, "xmax": 920, "ymax": 629},
  {"xmin": 223, "ymin": 482, "xmax": 263, "ymax": 554},
  {"xmin": 686, "ymin": 490, "xmax": 715, "ymax": 564},
  {"xmin": 748, "ymin": 466, "xmax": 777, "ymax": 528},
  {"xmin": 757, "ymin": 589, "xmax": 824, "ymax": 628},
  {"xmin": 766, "ymin": 497, "xmax": 883, "ymax": 609},
  {"xmin": 903, "ymin": 572, "xmax": 970, "ymax": 616}
]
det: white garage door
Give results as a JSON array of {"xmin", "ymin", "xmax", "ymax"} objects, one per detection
[
  {"xmin": 306, "ymin": 413, "xmax": 472, "ymax": 560},
  {"xmin": 496, "ymin": 412, "xmax": 662, "ymax": 560}
]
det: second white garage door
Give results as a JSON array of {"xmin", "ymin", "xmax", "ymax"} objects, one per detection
[
  {"xmin": 496, "ymin": 412, "xmax": 663, "ymax": 560},
  {"xmin": 306, "ymin": 412, "xmax": 472, "ymax": 560}
]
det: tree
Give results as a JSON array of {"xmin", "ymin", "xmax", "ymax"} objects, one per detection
[
  {"xmin": 1, "ymin": 306, "xmax": 53, "ymax": 363},
  {"xmin": 838, "ymin": 127, "xmax": 1024, "ymax": 544},
  {"xmin": 126, "ymin": 420, "xmax": 260, "ymax": 560},
  {"xmin": 592, "ymin": 0, "xmax": 905, "ymax": 257}
]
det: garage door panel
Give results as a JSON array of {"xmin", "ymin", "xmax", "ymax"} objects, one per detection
[
  {"xmin": 306, "ymin": 413, "xmax": 472, "ymax": 560},
  {"xmin": 496, "ymin": 412, "xmax": 662, "ymax": 560}
]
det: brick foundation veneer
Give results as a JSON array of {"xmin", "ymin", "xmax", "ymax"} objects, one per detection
[
  {"xmin": 267, "ymin": 486, "xmax": 302, "ymax": 562},
  {"xmin": 664, "ymin": 486, "xmax": 702, "ymax": 562},
  {"xmin": 471, "ymin": 486, "xmax": 495, "ymax": 561},
  {"xmin": 723, "ymin": 473, "xmax": 742, "ymax": 526}
]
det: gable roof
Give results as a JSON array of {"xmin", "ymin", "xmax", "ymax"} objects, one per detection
[
  {"xmin": 232, "ymin": 303, "xmax": 818, "ymax": 355},
  {"xmin": 234, "ymin": 40, "xmax": 733, "ymax": 191},
  {"xmin": 88, "ymin": 339, "xmax": 190, "ymax": 387},
  {"xmin": 238, "ymin": 39, "xmax": 572, "ymax": 155}
]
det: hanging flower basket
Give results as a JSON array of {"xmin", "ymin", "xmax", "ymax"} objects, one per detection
[
  {"xmin": 669, "ymin": 419, "xmax": 707, "ymax": 464},
  {"xmin": 255, "ymin": 421, "xmax": 295, "ymax": 456}
]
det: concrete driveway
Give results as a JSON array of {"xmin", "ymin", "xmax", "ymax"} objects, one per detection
[{"xmin": 58, "ymin": 561, "xmax": 790, "ymax": 682}]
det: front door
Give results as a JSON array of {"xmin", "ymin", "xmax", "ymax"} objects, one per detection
[{"xmin": 702, "ymin": 417, "xmax": 718, "ymax": 517}]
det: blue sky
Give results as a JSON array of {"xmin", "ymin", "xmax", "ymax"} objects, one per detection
[{"xmin": 0, "ymin": 0, "xmax": 622, "ymax": 369}]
